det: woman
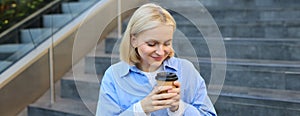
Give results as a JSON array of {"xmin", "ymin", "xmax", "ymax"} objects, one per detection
[{"xmin": 96, "ymin": 3, "xmax": 217, "ymax": 116}]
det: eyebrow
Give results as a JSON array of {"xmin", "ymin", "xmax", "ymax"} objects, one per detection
[
  {"xmin": 146, "ymin": 39, "xmax": 172, "ymax": 43},
  {"xmin": 164, "ymin": 39, "xmax": 172, "ymax": 43}
]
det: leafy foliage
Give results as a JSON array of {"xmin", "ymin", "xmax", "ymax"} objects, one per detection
[{"xmin": 0, "ymin": 0, "xmax": 49, "ymax": 32}]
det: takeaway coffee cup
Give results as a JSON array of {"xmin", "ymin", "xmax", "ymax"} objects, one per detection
[{"xmin": 155, "ymin": 72, "xmax": 178, "ymax": 92}]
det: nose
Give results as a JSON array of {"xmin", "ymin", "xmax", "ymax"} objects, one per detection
[{"xmin": 155, "ymin": 45, "xmax": 164, "ymax": 56}]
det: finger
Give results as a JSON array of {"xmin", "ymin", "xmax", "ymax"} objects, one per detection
[
  {"xmin": 170, "ymin": 94, "xmax": 180, "ymax": 101},
  {"xmin": 167, "ymin": 88, "xmax": 180, "ymax": 93},
  {"xmin": 152, "ymin": 99, "xmax": 175, "ymax": 106},
  {"xmin": 153, "ymin": 86, "xmax": 173, "ymax": 94},
  {"xmin": 153, "ymin": 105, "xmax": 172, "ymax": 111},
  {"xmin": 152, "ymin": 93, "xmax": 177, "ymax": 100},
  {"xmin": 173, "ymin": 81, "xmax": 180, "ymax": 88}
]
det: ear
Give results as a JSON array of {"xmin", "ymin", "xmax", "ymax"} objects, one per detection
[{"xmin": 131, "ymin": 35, "xmax": 138, "ymax": 48}]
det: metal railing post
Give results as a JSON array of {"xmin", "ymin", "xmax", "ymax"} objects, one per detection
[
  {"xmin": 49, "ymin": 13, "xmax": 55, "ymax": 105},
  {"xmin": 117, "ymin": 0, "xmax": 122, "ymax": 39}
]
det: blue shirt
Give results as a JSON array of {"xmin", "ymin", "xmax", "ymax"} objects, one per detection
[{"xmin": 96, "ymin": 57, "xmax": 217, "ymax": 116}]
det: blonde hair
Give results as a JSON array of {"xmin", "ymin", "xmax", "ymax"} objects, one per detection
[{"xmin": 119, "ymin": 3, "xmax": 176, "ymax": 65}]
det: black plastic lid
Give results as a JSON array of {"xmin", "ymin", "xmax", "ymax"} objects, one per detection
[{"xmin": 155, "ymin": 72, "xmax": 178, "ymax": 81}]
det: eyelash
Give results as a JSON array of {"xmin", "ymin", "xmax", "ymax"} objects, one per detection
[
  {"xmin": 164, "ymin": 43, "xmax": 171, "ymax": 46},
  {"xmin": 147, "ymin": 42, "xmax": 156, "ymax": 47},
  {"xmin": 146, "ymin": 42, "xmax": 171, "ymax": 47}
]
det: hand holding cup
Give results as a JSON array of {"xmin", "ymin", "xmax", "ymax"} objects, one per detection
[{"xmin": 141, "ymin": 72, "xmax": 180, "ymax": 113}]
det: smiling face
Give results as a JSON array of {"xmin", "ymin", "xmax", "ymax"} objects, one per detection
[{"xmin": 131, "ymin": 24, "xmax": 174, "ymax": 72}]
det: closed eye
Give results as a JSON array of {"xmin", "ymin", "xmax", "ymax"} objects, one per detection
[
  {"xmin": 164, "ymin": 40, "xmax": 172, "ymax": 46},
  {"xmin": 164, "ymin": 42, "xmax": 171, "ymax": 46},
  {"xmin": 145, "ymin": 39, "xmax": 172, "ymax": 47},
  {"xmin": 146, "ymin": 41, "xmax": 156, "ymax": 47}
]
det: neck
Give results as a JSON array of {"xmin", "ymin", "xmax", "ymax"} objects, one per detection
[{"xmin": 136, "ymin": 63, "xmax": 161, "ymax": 72}]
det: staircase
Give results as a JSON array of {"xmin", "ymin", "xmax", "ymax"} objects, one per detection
[
  {"xmin": 0, "ymin": 0, "xmax": 98, "ymax": 74},
  {"xmin": 25, "ymin": 0, "xmax": 300, "ymax": 115},
  {"xmin": 0, "ymin": 0, "xmax": 99, "ymax": 115}
]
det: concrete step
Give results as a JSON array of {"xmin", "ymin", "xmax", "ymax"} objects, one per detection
[
  {"xmin": 79, "ymin": 0, "xmax": 98, "ymax": 2},
  {"xmin": 20, "ymin": 28, "xmax": 57, "ymax": 45},
  {"xmin": 119, "ymin": 18, "xmax": 300, "ymax": 38},
  {"xmin": 43, "ymin": 14, "xmax": 73, "ymax": 28},
  {"xmin": 61, "ymin": 72, "xmax": 100, "ymax": 101},
  {"xmin": 156, "ymin": 0, "xmax": 300, "ymax": 22},
  {"xmin": 117, "ymin": 10, "xmax": 300, "ymax": 29},
  {"xmin": 170, "ymin": 10, "xmax": 300, "ymax": 24},
  {"xmin": 84, "ymin": 41, "xmax": 119, "ymax": 75},
  {"xmin": 174, "ymin": 37, "xmax": 300, "ymax": 61},
  {"xmin": 28, "ymin": 97, "xmax": 94, "ymax": 116},
  {"xmin": 115, "ymin": 2, "xmax": 300, "ymax": 37},
  {"xmin": 175, "ymin": 20, "xmax": 300, "ymax": 38},
  {"xmin": 84, "ymin": 53, "xmax": 118, "ymax": 75},
  {"xmin": 210, "ymin": 85, "xmax": 300, "ymax": 115},
  {"xmin": 62, "ymin": 1, "xmax": 95, "ymax": 14},
  {"xmin": 0, "ymin": 61, "xmax": 12, "ymax": 73},
  {"xmin": 104, "ymin": 37, "xmax": 300, "ymax": 61},
  {"xmin": 0, "ymin": 44, "xmax": 24, "ymax": 60},
  {"xmin": 193, "ymin": 57, "xmax": 300, "ymax": 91},
  {"xmin": 7, "ymin": 44, "xmax": 35, "ymax": 61},
  {"xmin": 27, "ymin": 81, "xmax": 95, "ymax": 116},
  {"xmin": 200, "ymin": 0, "xmax": 300, "ymax": 7},
  {"xmin": 168, "ymin": 6, "xmax": 300, "ymax": 22},
  {"xmin": 0, "ymin": 44, "xmax": 34, "ymax": 61},
  {"xmin": 209, "ymin": 8, "xmax": 300, "ymax": 21},
  {"xmin": 86, "ymin": 54, "xmax": 300, "ymax": 91},
  {"xmin": 156, "ymin": 0, "xmax": 300, "ymax": 8},
  {"xmin": 162, "ymin": 3, "xmax": 300, "ymax": 38}
]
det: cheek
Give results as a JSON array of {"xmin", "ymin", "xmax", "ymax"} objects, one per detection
[
  {"xmin": 165, "ymin": 46, "xmax": 173, "ymax": 54},
  {"xmin": 138, "ymin": 45, "xmax": 174, "ymax": 57},
  {"xmin": 137, "ymin": 46, "xmax": 153, "ymax": 57}
]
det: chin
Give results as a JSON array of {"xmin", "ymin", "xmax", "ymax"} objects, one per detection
[{"xmin": 150, "ymin": 61, "xmax": 163, "ymax": 67}]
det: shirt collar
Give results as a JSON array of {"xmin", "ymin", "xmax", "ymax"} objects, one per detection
[
  {"xmin": 163, "ymin": 57, "xmax": 179, "ymax": 71},
  {"xmin": 118, "ymin": 57, "xmax": 179, "ymax": 77}
]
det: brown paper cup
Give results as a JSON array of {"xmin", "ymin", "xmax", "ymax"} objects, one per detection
[{"xmin": 155, "ymin": 72, "xmax": 178, "ymax": 93}]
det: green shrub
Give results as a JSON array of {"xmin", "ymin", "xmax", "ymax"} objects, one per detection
[{"xmin": 0, "ymin": 0, "xmax": 49, "ymax": 32}]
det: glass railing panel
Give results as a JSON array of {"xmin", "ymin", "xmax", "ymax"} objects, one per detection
[{"xmin": 0, "ymin": 0, "xmax": 100, "ymax": 74}]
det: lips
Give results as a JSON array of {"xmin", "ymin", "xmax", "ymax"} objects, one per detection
[{"xmin": 152, "ymin": 56, "xmax": 163, "ymax": 61}]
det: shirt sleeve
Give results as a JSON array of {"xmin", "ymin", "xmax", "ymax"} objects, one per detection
[
  {"xmin": 180, "ymin": 59, "xmax": 217, "ymax": 116},
  {"xmin": 96, "ymin": 67, "xmax": 136, "ymax": 116},
  {"xmin": 184, "ymin": 80, "xmax": 217, "ymax": 116},
  {"xmin": 167, "ymin": 100, "xmax": 185, "ymax": 116},
  {"xmin": 133, "ymin": 101, "xmax": 150, "ymax": 116}
]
